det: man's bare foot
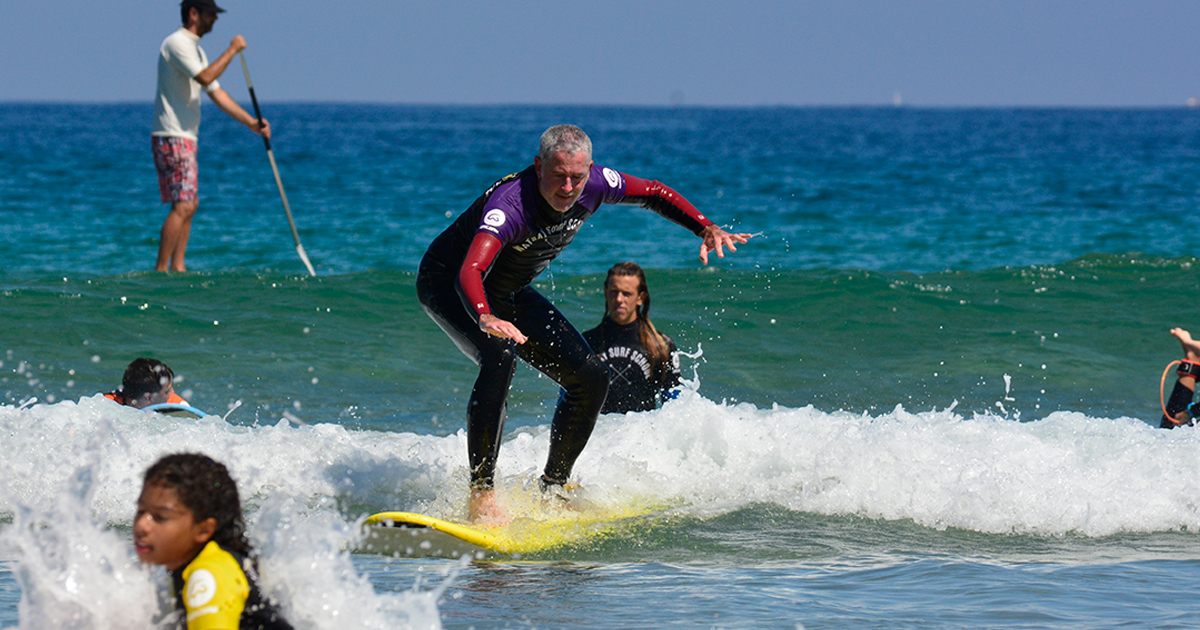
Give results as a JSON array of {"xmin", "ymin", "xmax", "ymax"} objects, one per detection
[
  {"xmin": 468, "ymin": 489, "xmax": 510, "ymax": 526},
  {"xmin": 1171, "ymin": 328, "xmax": 1200, "ymax": 361}
]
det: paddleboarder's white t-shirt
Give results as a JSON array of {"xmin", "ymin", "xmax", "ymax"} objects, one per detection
[{"xmin": 152, "ymin": 28, "xmax": 220, "ymax": 141}]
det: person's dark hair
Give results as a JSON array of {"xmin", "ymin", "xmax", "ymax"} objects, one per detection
[
  {"xmin": 143, "ymin": 453, "xmax": 251, "ymax": 557},
  {"xmin": 603, "ymin": 262, "xmax": 671, "ymax": 376},
  {"xmin": 180, "ymin": 0, "xmax": 222, "ymax": 25},
  {"xmin": 120, "ymin": 358, "xmax": 174, "ymax": 402}
]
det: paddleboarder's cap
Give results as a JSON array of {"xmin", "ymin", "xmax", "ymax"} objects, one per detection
[{"xmin": 181, "ymin": 0, "xmax": 226, "ymax": 14}]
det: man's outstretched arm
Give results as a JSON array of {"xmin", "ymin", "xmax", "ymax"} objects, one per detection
[{"xmin": 619, "ymin": 174, "xmax": 752, "ymax": 264}]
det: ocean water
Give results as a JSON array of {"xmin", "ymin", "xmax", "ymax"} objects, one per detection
[{"xmin": 3, "ymin": 103, "xmax": 1200, "ymax": 628}]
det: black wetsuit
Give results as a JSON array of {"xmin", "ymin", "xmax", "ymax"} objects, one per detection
[
  {"xmin": 416, "ymin": 163, "xmax": 711, "ymax": 488},
  {"xmin": 583, "ymin": 318, "xmax": 681, "ymax": 414},
  {"xmin": 1161, "ymin": 380, "xmax": 1196, "ymax": 428}
]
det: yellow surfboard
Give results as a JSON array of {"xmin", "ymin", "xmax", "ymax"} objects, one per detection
[{"xmin": 361, "ymin": 502, "xmax": 658, "ymax": 559}]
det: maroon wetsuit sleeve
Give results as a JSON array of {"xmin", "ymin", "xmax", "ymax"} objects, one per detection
[
  {"xmin": 457, "ymin": 232, "xmax": 504, "ymax": 321},
  {"xmin": 618, "ymin": 174, "xmax": 714, "ymax": 236}
]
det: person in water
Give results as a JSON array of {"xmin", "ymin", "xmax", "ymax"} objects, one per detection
[
  {"xmin": 105, "ymin": 358, "xmax": 189, "ymax": 409},
  {"xmin": 1161, "ymin": 327, "xmax": 1200, "ymax": 428},
  {"xmin": 416, "ymin": 124, "xmax": 752, "ymax": 523},
  {"xmin": 583, "ymin": 262, "xmax": 681, "ymax": 414},
  {"xmin": 134, "ymin": 452, "xmax": 293, "ymax": 629}
]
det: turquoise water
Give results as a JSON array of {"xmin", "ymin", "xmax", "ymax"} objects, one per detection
[{"xmin": 3, "ymin": 104, "xmax": 1200, "ymax": 628}]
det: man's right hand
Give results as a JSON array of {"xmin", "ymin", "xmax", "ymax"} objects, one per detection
[
  {"xmin": 479, "ymin": 314, "xmax": 527, "ymax": 344},
  {"xmin": 699, "ymin": 224, "xmax": 753, "ymax": 265}
]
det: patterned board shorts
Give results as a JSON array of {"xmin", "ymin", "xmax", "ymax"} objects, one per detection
[{"xmin": 152, "ymin": 136, "xmax": 198, "ymax": 203}]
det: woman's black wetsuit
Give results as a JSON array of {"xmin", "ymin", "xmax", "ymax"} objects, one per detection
[{"xmin": 583, "ymin": 317, "xmax": 681, "ymax": 414}]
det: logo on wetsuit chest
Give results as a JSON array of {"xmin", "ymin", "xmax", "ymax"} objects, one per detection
[
  {"xmin": 511, "ymin": 218, "xmax": 585, "ymax": 252},
  {"xmin": 597, "ymin": 346, "xmax": 652, "ymax": 381}
]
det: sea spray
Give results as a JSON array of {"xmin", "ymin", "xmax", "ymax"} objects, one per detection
[
  {"xmin": 0, "ymin": 401, "xmax": 451, "ymax": 629},
  {"xmin": 250, "ymin": 495, "xmax": 448, "ymax": 629},
  {"xmin": 1, "ymin": 417, "xmax": 160, "ymax": 628}
]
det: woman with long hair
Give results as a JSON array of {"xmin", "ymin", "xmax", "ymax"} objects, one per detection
[{"xmin": 583, "ymin": 262, "xmax": 681, "ymax": 414}]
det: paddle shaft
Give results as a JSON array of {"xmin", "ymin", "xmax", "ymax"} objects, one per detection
[{"xmin": 238, "ymin": 52, "xmax": 316, "ymax": 276}]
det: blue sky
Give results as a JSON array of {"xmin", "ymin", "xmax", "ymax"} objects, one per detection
[{"xmin": 5, "ymin": 0, "xmax": 1199, "ymax": 106}]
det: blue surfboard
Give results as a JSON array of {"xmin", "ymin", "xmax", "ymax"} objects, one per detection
[{"xmin": 142, "ymin": 402, "xmax": 208, "ymax": 419}]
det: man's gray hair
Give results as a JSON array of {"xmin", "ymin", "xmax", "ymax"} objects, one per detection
[{"xmin": 539, "ymin": 125, "xmax": 592, "ymax": 162}]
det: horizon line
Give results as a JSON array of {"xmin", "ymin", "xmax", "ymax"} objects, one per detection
[{"xmin": 2, "ymin": 100, "xmax": 1199, "ymax": 111}]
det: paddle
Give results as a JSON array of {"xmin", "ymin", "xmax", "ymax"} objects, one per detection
[{"xmin": 238, "ymin": 51, "xmax": 316, "ymax": 277}]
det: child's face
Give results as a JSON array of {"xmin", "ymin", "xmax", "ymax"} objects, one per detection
[{"xmin": 133, "ymin": 483, "xmax": 214, "ymax": 571}]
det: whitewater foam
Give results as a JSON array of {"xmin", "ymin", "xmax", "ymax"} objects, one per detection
[{"xmin": 4, "ymin": 389, "xmax": 1200, "ymax": 626}]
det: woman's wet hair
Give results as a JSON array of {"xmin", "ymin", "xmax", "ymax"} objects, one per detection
[{"xmin": 143, "ymin": 453, "xmax": 251, "ymax": 557}]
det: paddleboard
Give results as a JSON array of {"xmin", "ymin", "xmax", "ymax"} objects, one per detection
[
  {"xmin": 142, "ymin": 402, "xmax": 208, "ymax": 419},
  {"xmin": 361, "ymin": 501, "xmax": 658, "ymax": 559}
]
